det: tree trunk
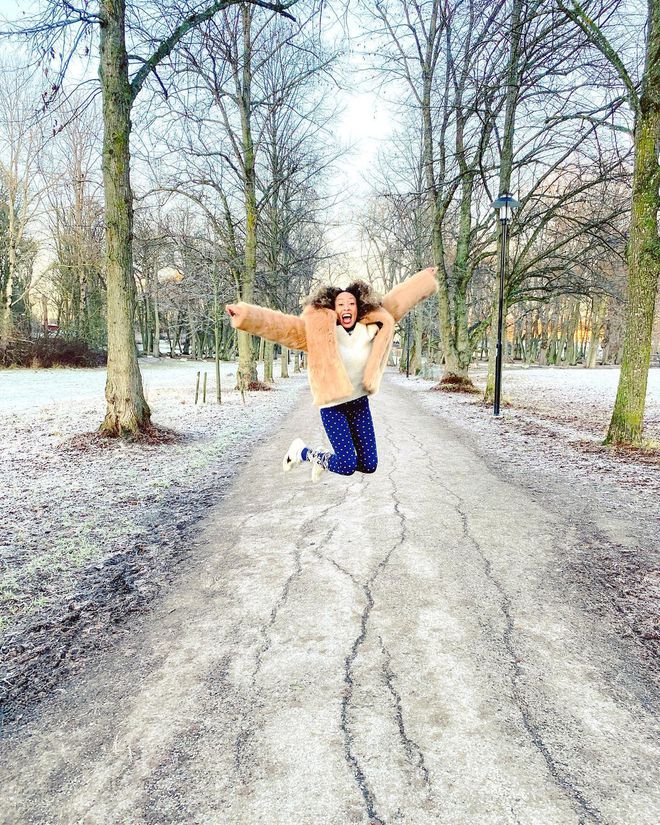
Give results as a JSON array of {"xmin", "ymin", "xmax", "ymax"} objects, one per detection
[
  {"xmin": 143, "ymin": 298, "xmax": 152, "ymax": 355},
  {"xmin": 151, "ymin": 278, "xmax": 160, "ymax": 357},
  {"xmin": 281, "ymin": 345, "xmax": 289, "ymax": 377},
  {"xmin": 1, "ymin": 194, "xmax": 17, "ymax": 342},
  {"xmin": 98, "ymin": 0, "xmax": 151, "ymax": 437},
  {"xmin": 565, "ymin": 300, "xmax": 581, "ymax": 365},
  {"xmin": 264, "ymin": 340, "xmax": 274, "ymax": 383},
  {"xmin": 212, "ymin": 254, "xmax": 222, "ymax": 401},
  {"xmin": 524, "ymin": 311, "xmax": 535, "ymax": 363},
  {"xmin": 587, "ymin": 295, "xmax": 608, "ymax": 368},
  {"xmin": 604, "ymin": 0, "xmax": 660, "ymax": 443},
  {"xmin": 414, "ymin": 313, "xmax": 423, "ymax": 374},
  {"xmin": 538, "ymin": 310, "xmax": 550, "ymax": 365},
  {"xmin": 484, "ymin": 292, "xmax": 505, "ymax": 402},
  {"xmin": 607, "ymin": 68, "xmax": 660, "ymax": 440},
  {"xmin": 294, "ymin": 350, "xmax": 300, "ymax": 373},
  {"xmin": 190, "ymin": 315, "xmax": 198, "ymax": 360},
  {"xmin": 236, "ymin": 5, "xmax": 258, "ymax": 391},
  {"xmin": 404, "ymin": 310, "xmax": 422, "ymax": 375},
  {"xmin": 451, "ymin": 177, "xmax": 477, "ymax": 379}
]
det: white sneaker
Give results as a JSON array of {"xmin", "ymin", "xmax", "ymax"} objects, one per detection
[
  {"xmin": 310, "ymin": 452, "xmax": 328, "ymax": 483},
  {"xmin": 282, "ymin": 437, "xmax": 306, "ymax": 472}
]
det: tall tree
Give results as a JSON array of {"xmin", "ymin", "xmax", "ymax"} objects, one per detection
[
  {"xmin": 365, "ymin": 0, "xmax": 515, "ymax": 387},
  {"xmin": 483, "ymin": 0, "xmax": 523, "ymax": 403},
  {"xmin": 559, "ymin": 0, "xmax": 660, "ymax": 446},
  {"xmin": 147, "ymin": 3, "xmax": 333, "ymax": 388},
  {"xmin": 40, "ymin": 94, "xmax": 106, "ymax": 345},
  {"xmin": 0, "ymin": 64, "xmax": 44, "ymax": 342}
]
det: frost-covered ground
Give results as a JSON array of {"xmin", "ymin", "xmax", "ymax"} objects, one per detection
[
  {"xmin": 0, "ymin": 358, "xmax": 308, "ymax": 719},
  {"xmin": 425, "ymin": 363, "xmax": 660, "ymax": 439}
]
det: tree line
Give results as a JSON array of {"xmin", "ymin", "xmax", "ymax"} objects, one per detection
[{"xmin": 0, "ymin": 0, "xmax": 657, "ymax": 446}]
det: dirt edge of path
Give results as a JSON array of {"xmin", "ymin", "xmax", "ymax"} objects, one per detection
[{"xmin": 0, "ymin": 414, "xmax": 287, "ymax": 733}]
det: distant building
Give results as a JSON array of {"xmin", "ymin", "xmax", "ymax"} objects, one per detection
[{"xmin": 157, "ymin": 266, "xmax": 184, "ymax": 284}]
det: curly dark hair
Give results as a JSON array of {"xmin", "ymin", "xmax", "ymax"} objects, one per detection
[{"xmin": 305, "ymin": 279, "xmax": 382, "ymax": 319}]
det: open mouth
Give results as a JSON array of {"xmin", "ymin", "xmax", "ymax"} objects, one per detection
[{"xmin": 341, "ymin": 313, "xmax": 353, "ymax": 324}]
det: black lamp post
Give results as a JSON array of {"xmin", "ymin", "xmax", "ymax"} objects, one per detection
[
  {"xmin": 491, "ymin": 192, "xmax": 520, "ymax": 416},
  {"xmin": 405, "ymin": 313, "xmax": 411, "ymax": 377}
]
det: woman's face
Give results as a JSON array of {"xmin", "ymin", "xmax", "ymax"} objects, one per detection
[{"xmin": 335, "ymin": 291, "xmax": 358, "ymax": 329}]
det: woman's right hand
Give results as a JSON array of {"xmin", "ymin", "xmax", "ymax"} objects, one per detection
[{"xmin": 226, "ymin": 303, "xmax": 245, "ymax": 328}]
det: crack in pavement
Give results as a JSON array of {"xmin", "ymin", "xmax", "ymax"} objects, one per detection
[
  {"xmin": 407, "ymin": 425, "xmax": 605, "ymax": 825},
  {"xmin": 340, "ymin": 579, "xmax": 384, "ymax": 825},
  {"xmin": 338, "ymin": 425, "xmax": 416, "ymax": 825},
  {"xmin": 378, "ymin": 634, "xmax": 431, "ymax": 789},
  {"xmin": 234, "ymin": 484, "xmax": 354, "ymax": 781},
  {"xmin": 287, "ymin": 476, "xmax": 391, "ymax": 821},
  {"xmin": 509, "ymin": 802, "xmax": 523, "ymax": 825},
  {"xmin": 309, "ymin": 480, "xmax": 363, "ymax": 588}
]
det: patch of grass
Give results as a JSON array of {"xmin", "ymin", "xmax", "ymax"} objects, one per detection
[
  {"xmin": 0, "ymin": 574, "xmax": 21, "ymax": 606},
  {"xmin": 151, "ymin": 478, "xmax": 173, "ymax": 489},
  {"xmin": 22, "ymin": 535, "xmax": 100, "ymax": 583},
  {"xmin": 188, "ymin": 451, "xmax": 212, "ymax": 469}
]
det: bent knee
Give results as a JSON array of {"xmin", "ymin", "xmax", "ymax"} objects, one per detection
[{"xmin": 359, "ymin": 461, "xmax": 378, "ymax": 474}]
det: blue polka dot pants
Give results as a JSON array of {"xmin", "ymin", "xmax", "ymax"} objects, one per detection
[{"xmin": 308, "ymin": 395, "xmax": 378, "ymax": 476}]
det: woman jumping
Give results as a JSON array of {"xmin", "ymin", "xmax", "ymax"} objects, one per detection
[{"xmin": 226, "ymin": 266, "xmax": 438, "ymax": 481}]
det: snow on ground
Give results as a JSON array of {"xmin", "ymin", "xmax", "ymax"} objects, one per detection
[
  {"xmin": 426, "ymin": 363, "xmax": 660, "ymax": 440},
  {"xmin": 0, "ymin": 356, "xmax": 257, "ymax": 412},
  {"xmin": 493, "ymin": 364, "xmax": 659, "ymax": 439},
  {"xmin": 0, "ymin": 358, "xmax": 308, "ymax": 718},
  {"xmin": 1, "ymin": 358, "xmax": 307, "ymax": 629}
]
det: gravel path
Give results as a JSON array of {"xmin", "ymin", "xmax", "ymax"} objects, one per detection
[{"xmin": 1, "ymin": 374, "xmax": 657, "ymax": 824}]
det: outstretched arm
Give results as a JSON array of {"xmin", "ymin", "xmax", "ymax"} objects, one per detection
[
  {"xmin": 226, "ymin": 302, "xmax": 307, "ymax": 351},
  {"xmin": 381, "ymin": 267, "xmax": 438, "ymax": 323}
]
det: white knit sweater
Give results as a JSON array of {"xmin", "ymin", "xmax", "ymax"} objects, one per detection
[{"xmin": 319, "ymin": 322, "xmax": 379, "ymax": 409}]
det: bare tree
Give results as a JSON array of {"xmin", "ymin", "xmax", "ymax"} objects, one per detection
[
  {"xmin": 0, "ymin": 63, "xmax": 45, "ymax": 342},
  {"xmin": 38, "ymin": 95, "xmax": 105, "ymax": 345},
  {"xmin": 559, "ymin": 0, "xmax": 660, "ymax": 446},
  {"xmin": 359, "ymin": 0, "xmax": 634, "ymax": 401},
  {"xmin": 144, "ymin": 2, "xmax": 335, "ymax": 387}
]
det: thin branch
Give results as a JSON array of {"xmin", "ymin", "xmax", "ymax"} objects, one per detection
[
  {"xmin": 130, "ymin": 0, "xmax": 298, "ymax": 99},
  {"xmin": 556, "ymin": 0, "xmax": 641, "ymax": 118}
]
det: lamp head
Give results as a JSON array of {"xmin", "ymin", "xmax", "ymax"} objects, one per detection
[{"xmin": 492, "ymin": 192, "xmax": 520, "ymax": 222}]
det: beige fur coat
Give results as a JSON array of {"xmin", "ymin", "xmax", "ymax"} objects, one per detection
[{"xmin": 228, "ymin": 267, "xmax": 438, "ymax": 406}]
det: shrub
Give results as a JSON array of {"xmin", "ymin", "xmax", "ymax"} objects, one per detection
[{"xmin": 0, "ymin": 337, "xmax": 107, "ymax": 368}]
